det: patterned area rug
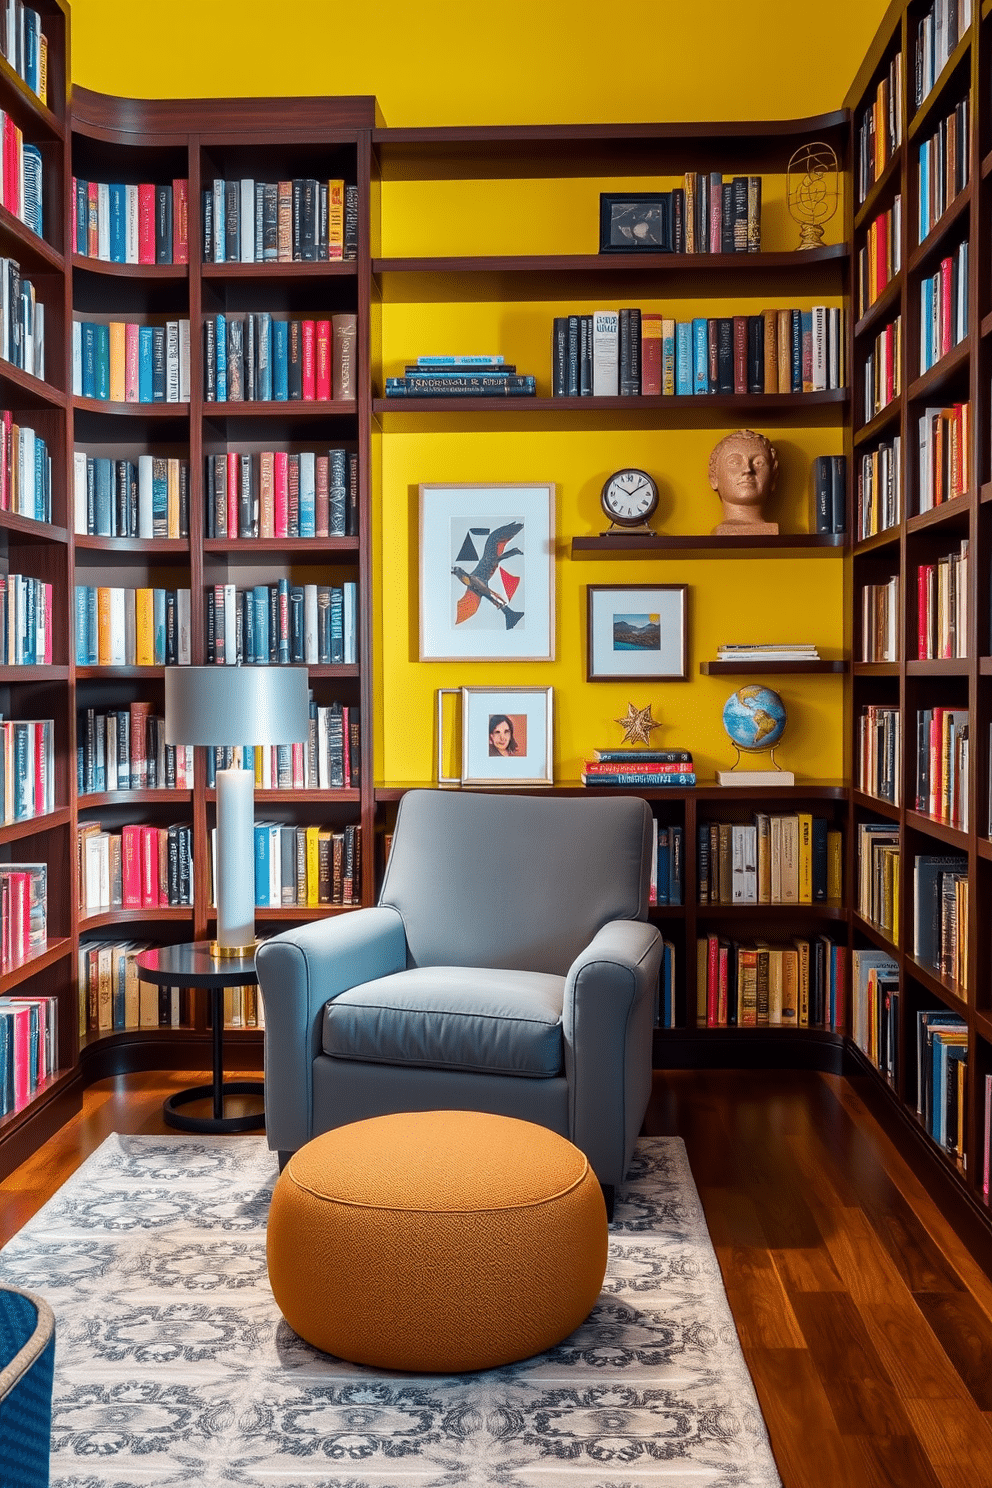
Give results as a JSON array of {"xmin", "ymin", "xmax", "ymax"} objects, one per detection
[{"xmin": 0, "ymin": 1134, "xmax": 781, "ymax": 1488}]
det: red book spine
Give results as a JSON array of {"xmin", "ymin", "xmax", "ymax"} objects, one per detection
[
  {"xmin": 10, "ymin": 1003, "xmax": 29, "ymax": 1108},
  {"xmin": 292, "ymin": 741, "xmax": 305, "ymax": 789},
  {"xmin": 582, "ymin": 760, "xmax": 693, "ymax": 775},
  {"xmin": 157, "ymin": 827, "xmax": 168, "ymax": 905},
  {"xmin": 44, "ymin": 584, "xmax": 52, "ymax": 664},
  {"xmin": 940, "ymin": 256, "xmax": 952, "ymax": 358},
  {"xmin": 273, "ymin": 451, "xmax": 289, "ymax": 538},
  {"xmin": 876, "ymin": 216, "xmax": 887, "ymax": 294},
  {"xmin": 137, "ymin": 184, "xmax": 156, "ymax": 265},
  {"xmin": 32, "ymin": 720, "xmax": 43, "ymax": 815},
  {"xmin": 122, "ymin": 824, "xmax": 141, "ymax": 906},
  {"xmin": 140, "ymin": 824, "xmax": 157, "ymax": 906},
  {"xmin": 640, "ymin": 314, "xmax": 661, "ymax": 396},
  {"xmin": 0, "ymin": 408, "xmax": 8, "ymax": 510},
  {"xmin": 11, "ymin": 871, "xmax": 27, "ymax": 963},
  {"xmin": 172, "ymin": 178, "xmax": 189, "ymax": 264},
  {"xmin": 917, "ymin": 565, "xmax": 928, "ymax": 659},
  {"xmin": 929, "ymin": 710, "xmax": 942, "ymax": 818},
  {"xmin": 87, "ymin": 181, "xmax": 99, "ymax": 255},
  {"xmin": 706, "ymin": 934, "xmax": 719, "ymax": 1027},
  {"xmin": 226, "ymin": 448, "xmax": 238, "ymax": 539},
  {"xmin": 884, "ymin": 324, "xmax": 894, "ymax": 407},
  {"xmin": 3, "ymin": 118, "xmax": 15, "ymax": 215},
  {"xmin": 124, "ymin": 322, "xmax": 140, "ymax": 402},
  {"xmin": 0, "ymin": 875, "xmax": 7, "ymax": 970},
  {"xmin": 717, "ymin": 944, "xmax": 729, "ymax": 1025},
  {"xmin": 301, "ymin": 320, "xmax": 316, "ymax": 400},
  {"xmin": 315, "ymin": 320, "xmax": 331, "ymax": 400}
]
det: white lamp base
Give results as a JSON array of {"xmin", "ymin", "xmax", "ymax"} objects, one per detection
[{"xmin": 215, "ymin": 765, "xmax": 257, "ymax": 955}]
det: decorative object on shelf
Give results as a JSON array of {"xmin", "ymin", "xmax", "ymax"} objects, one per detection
[
  {"xmin": 435, "ymin": 687, "xmax": 462, "ymax": 786},
  {"xmin": 600, "ymin": 468, "xmax": 659, "ymax": 534},
  {"xmin": 708, "ymin": 429, "xmax": 779, "ymax": 535},
  {"xmin": 387, "ymin": 355, "xmax": 535, "ymax": 399},
  {"xmin": 164, "ymin": 666, "xmax": 310, "ymax": 956},
  {"xmin": 599, "ymin": 193, "xmax": 673, "ymax": 253},
  {"xmin": 716, "ymin": 643, "xmax": 820, "ymax": 662},
  {"xmin": 587, "ymin": 585, "xmax": 688, "ymax": 682},
  {"xmin": 581, "ymin": 747, "xmax": 695, "ymax": 788},
  {"xmin": 419, "ymin": 483, "xmax": 555, "ymax": 661},
  {"xmin": 718, "ymin": 685, "xmax": 794, "ymax": 786},
  {"xmin": 613, "ymin": 701, "xmax": 663, "ymax": 749},
  {"xmin": 459, "ymin": 686, "xmax": 553, "ymax": 786},
  {"xmin": 786, "ymin": 142, "xmax": 839, "ymax": 251}
]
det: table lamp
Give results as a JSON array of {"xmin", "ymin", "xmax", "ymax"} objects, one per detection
[{"xmin": 165, "ymin": 665, "xmax": 310, "ymax": 958}]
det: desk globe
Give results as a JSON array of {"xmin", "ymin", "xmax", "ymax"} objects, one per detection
[{"xmin": 719, "ymin": 685, "xmax": 793, "ymax": 785}]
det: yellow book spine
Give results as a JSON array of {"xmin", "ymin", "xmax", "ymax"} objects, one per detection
[
  {"xmin": 781, "ymin": 949, "xmax": 798, "ymax": 1024},
  {"xmin": 327, "ymin": 179, "xmax": 345, "ymax": 260},
  {"xmin": 797, "ymin": 813, "xmax": 813, "ymax": 904},
  {"xmin": 167, "ymin": 458, "xmax": 180, "ymax": 538},
  {"xmin": 108, "ymin": 322, "xmax": 126, "ymax": 403},
  {"xmin": 134, "ymin": 588, "xmax": 155, "ymax": 666},
  {"xmin": 306, "ymin": 824, "xmax": 320, "ymax": 907},
  {"xmin": 660, "ymin": 317, "xmax": 675, "ymax": 396}
]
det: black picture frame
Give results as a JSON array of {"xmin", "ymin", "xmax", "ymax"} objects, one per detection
[{"xmin": 599, "ymin": 193, "xmax": 673, "ymax": 253}]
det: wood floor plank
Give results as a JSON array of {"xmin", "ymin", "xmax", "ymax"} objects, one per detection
[
  {"xmin": 846, "ymin": 1431, "xmax": 947, "ymax": 1488},
  {"xmin": 787, "ymin": 1288, "xmax": 919, "ymax": 1439},
  {"xmin": 900, "ymin": 1397, "xmax": 992, "ymax": 1486},
  {"xmin": 861, "ymin": 1301, "xmax": 978, "ymax": 1404},
  {"xmin": 696, "ymin": 1185, "xmax": 769, "ymax": 1249},
  {"xmin": 913, "ymin": 1294, "xmax": 992, "ymax": 1410},
  {"xmin": 817, "ymin": 1205, "xmax": 920, "ymax": 1307},
  {"xmin": 712, "ymin": 1245, "xmax": 807, "ymax": 1349},
  {"xmin": 746, "ymin": 1346, "xmax": 875, "ymax": 1488},
  {"xmin": 770, "ymin": 1244, "xmax": 847, "ymax": 1294}
]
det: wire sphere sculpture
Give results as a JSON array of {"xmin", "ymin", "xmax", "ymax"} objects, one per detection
[{"xmin": 787, "ymin": 142, "xmax": 839, "ymax": 250}]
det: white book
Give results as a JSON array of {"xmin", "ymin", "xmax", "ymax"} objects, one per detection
[
  {"xmin": 178, "ymin": 318, "xmax": 190, "ymax": 402},
  {"xmin": 268, "ymin": 822, "xmax": 280, "ymax": 907},
  {"xmin": 176, "ymin": 588, "xmax": 191, "ymax": 665},
  {"xmin": 72, "ymin": 318, "xmax": 82, "ymax": 394},
  {"xmin": 126, "ymin": 184, "xmax": 139, "ymax": 263},
  {"xmin": 317, "ymin": 707, "xmax": 329, "ymax": 789},
  {"xmin": 828, "ymin": 307, "xmax": 840, "ymax": 388},
  {"xmin": 104, "ymin": 715, "xmax": 117, "ymax": 791},
  {"xmin": 731, "ymin": 823, "xmax": 746, "ymax": 903},
  {"xmin": 73, "ymin": 449, "xmax": 87, "ymax": 533},
  {"xmin": 592, "ymin": 310, "xmax": 619, "ymax": 396},
  {"xmin": 18, "ymin": 424, "xmax": 32, "ymax": 514},
  {"xmin": 811, "ymin": 305, "xmax": 827, "ymax": 390},
  {"xmin": 223, "ymin": 582, "xmax": 237, "ymax": 664},
  {"xmin": 33, "ymin": 299, "xmax": 42, "ymax": 381},
  {"xmin": 770, "ymin": 815, "xmax": 783, "ymax": 902},
  {"xmin": 165, "ymin": 320, "xmax": 179, "ymax": 401},
  {"xmin": 97, "ymin": 181, "xmax": 110, "ymax": 259},
  {"xmin": 304, "ymin": 584, "xmax": 318, "ymax": 664},
  {"xmin": 123, "ymin": 588, "xmax": 136, "ymax": 663},
  {"xmin": 240, "ymin": 179, "xmax": 255, "ymax": 263},
  {"xmin": 108, "ymin": 587, "xmax": 126, "ymax": 666}
]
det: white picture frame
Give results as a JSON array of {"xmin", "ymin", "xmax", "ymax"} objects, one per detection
[
  {"xmin": 419, "ymin": 482, "xmax": 555, "ymax": 661},
  {"xmin": 461, "ymin": 686, "xmax": 554, "ymax": 786}
]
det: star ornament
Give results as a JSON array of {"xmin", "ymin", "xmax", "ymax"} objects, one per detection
[{"xmin": 614, "ymin": 702, "xmax": 662, "ymax": 748}]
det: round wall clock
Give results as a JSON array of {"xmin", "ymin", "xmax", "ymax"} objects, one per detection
[{"xmin": 600, "ymin": 468, "xmax": 659, "ymax": 531}]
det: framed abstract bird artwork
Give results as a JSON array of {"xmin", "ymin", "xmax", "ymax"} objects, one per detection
[{"xmin": 419, "ymin": 482, "xmax": 555, "ymax": 661}]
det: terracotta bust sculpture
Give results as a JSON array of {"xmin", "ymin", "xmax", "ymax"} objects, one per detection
[{"xmin": 708, "ymin": 429, "xmax": 779, "ymax": 535}]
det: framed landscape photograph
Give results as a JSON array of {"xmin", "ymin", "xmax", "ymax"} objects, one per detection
[
  {"xmin": 419, "ymin": 482, "xmax": 556, "ymax": 662},
  {"xmin": 461, "ymin": 686, "xmax": 553, "ymax": 786},
  {"xmin": 586, "ymin": 584, "xmax": 688, "ymax": 681},
  {"xmin": 599, "ymin": 193, "xmax": 673, "ymax": 253}
]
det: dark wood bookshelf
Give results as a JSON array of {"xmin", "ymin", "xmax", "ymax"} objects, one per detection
[
  {"xmin": 71, "ymin": 255, "xmax": 188, "ymax": 279},
  {"xmin": 571, "ymin": 532, "xmax": 843, "ymax": 556},
  {"xmin": 699, "ymin": 659, "xmax": 847, "ymax": 675},
  {"xmin": 906, "ymin": 28, "xmax": 973, "ymax": 142},
  {"xmin": 854, "ymin": 273, "xmax": 903, "ymax": 340},
  {"xmin": 906, "ymin": 179, "xmax": 972, "ymax": 274}
]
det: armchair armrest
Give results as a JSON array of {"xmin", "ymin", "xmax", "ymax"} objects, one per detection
[
  {"xmin": 562, "ymin": 918, "xmax": 662, "ymax": 1187},
  {"xmin": 255, "ymin": 906, "xmax": 407, "ymax": 1153}
]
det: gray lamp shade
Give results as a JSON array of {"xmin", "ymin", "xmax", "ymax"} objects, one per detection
[{"xmin": 164, "ymin": 666, "xmax": 310, "ymax": 748}]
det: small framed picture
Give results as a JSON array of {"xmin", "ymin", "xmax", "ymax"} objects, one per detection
[
  {"xmin": 599, "ymin": 193, "xmax": 673, "ymax": 253},
  {"xmin": 419, "ymin": 482, "xmax": 555, "ymax": 662},
  {"xmin": 586, "ymin": 584, "xmax": 688, "ymax": 682},
  {"xmin": 461, "ymin": 686, "xmax": 553, "ymax": 786}
]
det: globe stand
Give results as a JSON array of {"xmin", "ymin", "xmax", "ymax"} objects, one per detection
[{"xmin": 717, "ymin": 744, "xmax": 795, "ymax": 787}]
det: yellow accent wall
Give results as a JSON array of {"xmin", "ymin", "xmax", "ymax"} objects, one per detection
[{"xmin": 69, "ymin": 0, "xmax": 889, "ymax": 787}]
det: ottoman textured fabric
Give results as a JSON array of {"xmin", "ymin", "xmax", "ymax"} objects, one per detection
[{"xmin": 266, "ymin": 1109, "xmax": 609, "ymax": 1373}]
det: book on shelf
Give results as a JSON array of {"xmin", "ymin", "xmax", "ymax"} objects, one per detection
[
  {"xmin": 72, "ymin": 319, "xmax": 190, "ymax": 404},
  {"xmin": 77, "ymin": 940, "xmax": 151, "ymax": 1035},
  {"xmin": 203, "ymin": 313, "xmax": 354, "ymax": 402},
  {"xmin": 647, "ymin": 821, "xmax": 684, "ymax": 906},
  {"xmin": 695, "ymin": 932, "xmax": 844, "ymax": 1031},
  {"xmin": 0, "ymin": 2, "xmax": 46, "ymax": 103},
  {"xmin": 204, "ymin": 449, "xmax": 358, "ymax": 540},
  {"xmin": 201, "ymin": 178, "xmax": 357, "ymax": 263},
  {"xmin": 914, "ymin": 0, "xmax": 973, "ymax": 112},
  {"xmin": 385, "ymin": 373, "xmax": 536, "ymax": 397},
  {"xmin": 715, "ymin": 643, "xmax": 821, "ymax": 661},
  {"xmin": 917, "ymin": 97, "xmax": 969, "ymax": 244},
  {"xmin": 0, "ymin": 992, "xmax": 57, "ymax": 1116},
  {"xmin": 917, "ymin": 401, "xmax": 970, "ymax": 510},
  {"xmin": 0, "ymin": 862, "xmax": 45, "ymax": 969},
  {"xmin": 917, "ymin": 541, "xmax": 968, "ymax": 659},
  {"xmin": 654, "ymin": 940, "xmax": 677, "ymax": 1029},
  {"xmin": 916, "ymin": 1008, "xmax": 967, "ymax": 1157},
  {"xmin": 913, "ymin": 853, "xmax": 968, "ymax": 983},
  {"xmin": 918, "ymin": 241, "xmax": 967, "ymax": 374},
  {"xmin": 553, "ymin": 305, "xmax": 846, "ymax": 398},
  {"xmin": 914, "ymin": 708, "xmax": 968, "ymax": 828},
  {"xmin": 811, "ymin": 455, "xmax": 847, "ymax": 535},
  {"xmin": 204, "ymin": 580, "xmax": 357, "ymax": 668},
  {"xmin": 204, "ymin": 700, "xmax": 360, "ymax": 791},
  {"xmin": 77, "ymin": 821, "xmax": 194, "ymax": 913},
  {"xmin": 858, "ymin": 704, "xmax": 901, "ymax": 805},
  {"xmin": 861, "ymin": 315, "xmax": 902, "ymax": 422},
  {"xmin": 77, "ymin": 705, "xmax": 194, "ymax": 795},
  {"xmin": 857, "ymin": 197, "xmax": 902, "ymax": 318},
  {"xmin": 0, "ymin": 411, "xmax": 51, "ymax": 523},
  {"xmin": 0, "ymin": 573, "xmax": 51, "ymax": 664},
  {"xmin": 222, "ymin": 983, "xmax": 264, "ymax": 1030},
  {"xmin": 591, "ymin": 748, "xmax": 693, "ymax": 764},
  {"xmin": 74, "ymin": 454, "xmax": 190, "ymax": 539},
  {"xmin": 74, "ymin": 586, "xmax": 192, "ymax": 668},
  {"xmin": 0, "ymin": 717, "xmax": 54, "ymax": 822},
  {"xmin": 856, "ymin": 823, "xmax": 900, "ymax": 939},
  {"xmin": 233, "ymin": 821, "xmax": 362, "ymax": 908},
  {"xmin": 73, "ymin": 178, "xmax": 189, "ymax": 264},
  {"xmin": 582, "ymin": 747, "xmax": 694, "ymax": 786},
  {"xmin": 859, "ymin": 574, "xmax": 899, "ymax": 662},
  {"xmin": 856, "ymin": 50, "xmax": 903, "ymax": 204},
  {"xmin": 0, "ymin": 257, "xmax": 43, "ymax": 379},
  {"xmin": 697, "ymin": 814, "xmax": 841, "ymax": 905},
  {"xmin": 857, "ymin": 435, "xmax": 902, "ymax": 540},
  {"xmin": 851, "ymin": 948, "xmax": 899, "ymax": 1076}
]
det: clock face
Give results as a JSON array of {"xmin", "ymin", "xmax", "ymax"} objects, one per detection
[{"xmin": 601, "ymin": 468, "xmax": 659, "ymax": 527}]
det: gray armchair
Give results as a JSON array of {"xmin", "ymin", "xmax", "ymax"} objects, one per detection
[{"xmin": 255, "ymin": 789, "xmax": 662, "ymax": 1207}]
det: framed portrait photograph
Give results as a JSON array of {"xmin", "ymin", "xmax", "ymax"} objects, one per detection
[
  {"xmin": 599, "ymin": 193, "xmax": 673, "ymax": 253},
  {"xmin": 419, "ymin": 482, "xmax": 555, "ymax": 662},
  {"xmin": 586, "ymin": 584, "xmax": 688, "ymax": 682},
  {"xmin": 461, "ymin": 686, "xmax": 553, "ymax": 786}
]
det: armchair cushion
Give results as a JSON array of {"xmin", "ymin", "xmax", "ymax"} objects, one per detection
[{"xmin": 323, "ymin": 966, "xmax": 565, "ymax": 1077}]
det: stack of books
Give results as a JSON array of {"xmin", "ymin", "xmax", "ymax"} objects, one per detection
[
  {"xmin": 581, "ymin": 748, "xmax": 695, "ymax": 787},
  {"xmin": 716, "ymin": 642, "xmax": 820, "ymax": 662},
  {"xmin": 385, "ymin": 355, "xmax": 536, "ymax": 398}
]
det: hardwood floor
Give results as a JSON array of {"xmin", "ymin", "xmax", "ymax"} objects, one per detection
[{"xmin": 3, "ymin": 1065, "xmax": 992, "ymax": 1485}]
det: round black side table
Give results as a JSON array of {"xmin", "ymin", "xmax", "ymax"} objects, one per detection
[{"xmin": 135, "ymin": 942, "xmax": 264, "ymax": 1134}]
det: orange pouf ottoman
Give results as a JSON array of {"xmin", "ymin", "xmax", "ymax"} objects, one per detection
[{"xmin": 266, "ymin": 1109, "xmax": 609, "ymax": 1373}]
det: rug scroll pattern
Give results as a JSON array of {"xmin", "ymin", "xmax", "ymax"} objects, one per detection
[{"xmin": 0, "ymin": 1134, "xmax": 782, "ymax": 1488}]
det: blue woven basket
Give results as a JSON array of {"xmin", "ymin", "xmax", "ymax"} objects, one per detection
[{"xmin": 0, "ymin": 1286, "xmax": 55, "ymax": 1488}]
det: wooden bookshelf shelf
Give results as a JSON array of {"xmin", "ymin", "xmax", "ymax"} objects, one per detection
[
  {"xmin": 907, "ymin": 337, "xmax": 971, "ymax": 401},
  {"xmin": 695, "ymin": 901, "xmax": 847, "ymax": 921},
  {"xmin": 201, "ymin": 261, "xmax": 359, "ymax": 279},
  {"xmin": 73, "ymin": 395, "xmax": 190, "ymax": 418},
  {"xmin": 74, "ymin": 535, "xmax": 189, "ymax": 554},
  {"xmin": 0, "ymin": 809, "xmax": 71, "ymax": 842},
  {"xmin": 0, "ymin": 510, "xmax": 68, "ymax": 544},
  {"xmin": 71, "ymin": 255, "xmax": 188, "ymax": 279},
  {"xmin": 699, "ymin": 659, "xmax": 847, "ymax": 675},
  {"xmin": 852, "ymin": 790, "xmax": 900, "ymax": 820},
  {"xmin": 906, "ymin": 181, "xmax": 972, "ymax": 275},
  {"xmin": 904, "ymin": 952, "xmax": 968, "ymax": 1007},
  {"xmin": 571, "ymin": 533, "xmax": 843, "ymax": 556},
  {"xmin": 905, "ymin": 496, "xmax": 970, "ymax": 533},
  {"xmin": 907, "ymin": 28, "xmax": 973, "ymax": 141},
  {"xmin": 202, "ymin": 537, "xmax": 359, "ymax": 555},
  {"xmin": 78, "ymin": 790, "xmax": 193, "ymax": 808},
  {"xmin": 905, "ymin": 659, "xmax": 970, "ymax": 677},
  {"xmin": 854, "ymin": 274, "xmax": 903, "ymax": 340},
  {"xmin": 853, "ymin": 401, "xmax": 900, "ymax": 447},
  {"xmin": 904, "ymin": 810, "xmax": 969, "ymax": 847},
  {"xmin": 854, "ymin": 148, "xmax": 903, "ymax": 232},
  {"xmin": 853, "ymin": 527, "xmax": 900, "ymax": 555},
  {"xmin": 375, "ymin": 391, "xmax": 847, "ymax": 423},
  {"xmin": 0, "ymin": 53, "xmax": 64, "ymax": 139},
  {"xmin": 852, "ymin": 913, "xmax": 898, "ymax": 954},
  {"xmin": 0, "ymin": 940, "xmax": 73, "ymax": 993},
  {"xmin": 204, "ymin": 399, "xmax": 358, "ymax": 419},
  {"xmin": 0, "ymin": 361, "xmax": 67, "ymax": 408}
]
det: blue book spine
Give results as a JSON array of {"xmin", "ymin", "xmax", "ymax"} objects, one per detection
[
  {"xmin": 153, "ymin": 588, "xmax": 167, "ymax": 665},
  {"xmin": 272, "ymin": 319, "xmax": 289, "ymax": 401},
  {"xmin": 93, "ymin": 457, "xmax": 112, "ymax": 535},
  {"xmin": 692, "ymin": 318, "xmax": 708, "ymax": 393},
  {"xmin": 243, "ymin": 589, "xmax": 255, "ymax": 664},
  {"xmin": 253, "ymin": 586, "xmax": 269, "ymax": 663},
  {"xmin": 215, "ymin": 315, "xmax": 227, "ymax": 402},
  {"xmin": 109, "ymin": 184, "xmax": 127, "ymax": 263},
  {"xmin": 95, "ymin": 323, "xmax": 110, "ymax": 400},
  {"xmin": 138, "ymin": 326, "xmax": 154, "ymax": 402},
  {"xmin": 669, "ymin": 825, "xmax": 683, "ymax": 906},
  {"xmin": 277, "ymin": 577, "xmax": 290, "ymax": 663},
  {"xmin": 257, "ymin": 313, "xmax": 272, "ymax": 400},
  {"xmin": 662, "ymin": 942, "xmax": 674, "ymax": 1028},
  {"xmin": 75, "ymin": 179, "xmax": 88, "ymax": 254},
  {"xmin": 676, "ymin": 323, "xmax": 693, "ymax": 395},
  {"xmin": 74, "ymin": 585, "xmax": 88, "ymax": 665},
  {"xmin": 584, "ymin": 772, "xmax": 697, "ymax": 787},
  {"xmin": 790, "ymin": 309, "xmax": 802, "ymax": 392},
  {"xmin": 86, "ymin": 587, "xmax": 98, "ymax": 663},
  {"xmin": 656, "ymin": 839, "xmax": 669, "ymax": 905},
  {"xmin": 298, "ymin": 452, "xmax": 315, "ymax": 537},
  {"xmin": 81, "ymin": 322, "xmax": 96, "ymax": 398},
  {"xmin": 254, "ymin": 821, "xmax": 270, "ymax": 907}
]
